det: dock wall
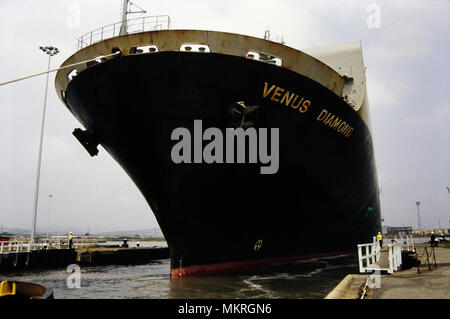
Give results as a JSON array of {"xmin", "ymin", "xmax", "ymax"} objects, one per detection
[
  {"xmin": 0, "ymin": 247, "xmax": 169, "ymax": 272},
  {"xmin": 0, "ymin": 249, "xmax": 77, "ymax": 272},
  {"xmin": 76, "ymin": 247, "xmax": 169, "ymax": 266}
]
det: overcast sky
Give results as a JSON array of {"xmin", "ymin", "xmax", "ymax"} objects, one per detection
[{"xmin": 0, "ymin": 0, "xmax": 449, "ymax": 234}]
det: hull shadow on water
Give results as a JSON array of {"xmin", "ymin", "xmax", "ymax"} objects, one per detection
[
  {"xmin": 169, "ymin": 254, "xmax": 359, "ymax": 299},
  {"xmin": 2, "ymin": 254, "xmax": 358, "ymax": 299}
]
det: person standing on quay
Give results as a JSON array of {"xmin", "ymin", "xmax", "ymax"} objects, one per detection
[
  {"xmin": 430, "ymin": 231, "xmax": 435, "ymax": 247},
  {"xmin": 377, "ymin": 232, "xmax": 383, "ymax": 249},
  {"xmin": 68, "ymin": 232, "xmax": 73, "ymax": 249}
]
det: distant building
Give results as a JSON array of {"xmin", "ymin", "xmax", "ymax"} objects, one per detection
[
  {"xmin": 382, "ymin": 225, "xmax": 391, "ymax": 235},
  {"xmin": 386, "ymin": 226, "xmax": 412, "ymax": 236}
]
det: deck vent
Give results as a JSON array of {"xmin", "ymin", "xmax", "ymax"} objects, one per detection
[
  {"xmin": 180, "ymin": 44, "xmax": 211, "ymax": 52},
  {"xmin": 246, "ymin": 51, "xmax": 282, "ymax": 66},
  {"xmin": 129, "ymin": 45, "xmax": 159, "ymax": 54}
]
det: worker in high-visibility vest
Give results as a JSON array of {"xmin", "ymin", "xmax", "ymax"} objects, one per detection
[
  {"xmin": 68, "ymin": 232, "xmax": 73, "ymax": 249},
  {"xmin": 377, "ymin": 232, "xmax": 383, "ymax": 249}
]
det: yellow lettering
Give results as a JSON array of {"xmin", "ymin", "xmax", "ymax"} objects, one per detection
[
  {"xmin": 260, "ymin": 82, "xmax": 316, "ymax": 119},
  {"xmin": 291, "ymin": 96, "xmax": 304, "ymax": 109},
  {"xmin": 314, "ymin": 108, "xmax": 355, "ymax": 137},
  {"xmin": 331, "ymin": 117, "xmax": 342, "ymax": 129},
  {"xmin": 299, "ymin": 100, "xmax": 310, "ymax": 113},
  {"xmin": 280, "ymin": 90, "xmax": 296, "ymax": 106},
  {"xmin": 345, "ymin": 127, "xmax": 354, "ymax": 137},
  {"xmin": 262, "ymin": 82, "xmax": 276, "ymax": 98},
  {"xmin": 325, "ymin": 114, "xmax": 335, "ymax": 125},
  {"xmin": 271, "ymin": 86, "xmax": 284, "ymax": 102},
  {"xmin": 338, "ymin": 122, "xmax": 347, "ymax": 133},
  {"xmin": 323, "ymin": 113, "xmax": 332, "ymax": 124},
  {"xmin": 317, "ymin": 109, "xmax": 328, "ymax": 121}
]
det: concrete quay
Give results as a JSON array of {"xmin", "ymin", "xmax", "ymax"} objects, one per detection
[
  {"xmin": 0, "ymin": 246, "xmax": 169, "ymax": 272},
  {"xmin": 325, "ymin": 244, "xmax": 450, "ymax": 299},
  {"xmin": 368, "ymin": 244, "xmax": 450, "ymax": 299}
]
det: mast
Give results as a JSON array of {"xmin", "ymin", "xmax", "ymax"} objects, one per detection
[
  {"xmin": 119, "ymin": 0, "xmax": 130, "ymax": 36},
  {"xmin": 119, "ymin": 0, "xmax": 146, "ymax": 36}
]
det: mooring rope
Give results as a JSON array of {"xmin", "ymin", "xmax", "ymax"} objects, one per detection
[{"xmin": 0, "ymin": 51, "xmax": 121, "ymax": 86}]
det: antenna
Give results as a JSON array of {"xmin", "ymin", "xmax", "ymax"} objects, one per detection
[
  {"xmin": 119, "ymin": 0, "xmax": 147, "ymax": 36},
  {"xmin": 264, "ymin": 28, "xmax": 271, "ymax": 40},
  {"xmin": 263, "ymin": 27, "xmax": 285, "ymax": 45}
]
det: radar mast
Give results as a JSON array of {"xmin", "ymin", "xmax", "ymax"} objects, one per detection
[{"xmin": 119, "ymin": 0, "xmax": 147, "ymax": 35}]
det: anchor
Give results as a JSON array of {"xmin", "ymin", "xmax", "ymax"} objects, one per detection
[{"xmin": 72, "ymin": 128, "xmax": 100, "ymax": 157}]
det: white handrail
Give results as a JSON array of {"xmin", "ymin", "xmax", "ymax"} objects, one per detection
[
  {"xmin": 387, "ymin": 242, "xmax": 402, "ymax": 273},
  {"xmin": 76, "ymin": 15, "xmax": 171, "ymax": 50},
  {"xmin": 358, "ymin": 235, "xmax": 403, "ymax": 274},
  {"xmin": 0, "ymin": 239, "xmax": 73, "ymax": 254},
  {"xmin": 395, "ymin": 234, "xmax": 415, "ymax": 252},
  {"xmin": 358, "ymin": 236, "xmax": 380, "ymax": 273}
]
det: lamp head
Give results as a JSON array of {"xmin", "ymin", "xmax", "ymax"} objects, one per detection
[{"xmin": 40, "ymin": 46, "xmax": 59, "ymax": 56}]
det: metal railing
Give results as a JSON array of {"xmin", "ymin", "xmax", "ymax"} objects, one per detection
[
  {"xmin": 395, "ymin": 234, "xmax": 415, "ymax": 252},
  {"xmin": 77, "ymin": 15, "xmax": 171, "ymax": 50},
  {"xmin": 414, "ymin": 245, "xmax": 437, "ymax": 274},
  {"xmin": 0, "ymin": 239, "xmax": 75, "ymax": 254},
  {"xmin": 358, "ymin": 236, "xmax": 381, "ymax": 273},
  {"xmin": 386, "ymin": 242, "xmax": 402, "ymax": 274},
  {"xmin": 358, "ymin": 235, "xmax": 403, "ymax": 274}
]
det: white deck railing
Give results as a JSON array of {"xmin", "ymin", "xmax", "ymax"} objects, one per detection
[
  {"xmin": 0, "ymin": 239, "xmax": 75, "ymax": 254},
  {"xmin": 76, "ymin": 15, "xmax": 171, "ymax": 50}
]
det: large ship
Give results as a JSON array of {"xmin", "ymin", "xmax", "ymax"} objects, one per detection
[{"xmin": 55, "ymin": 2, "xmax": 381, "ymax": 278}]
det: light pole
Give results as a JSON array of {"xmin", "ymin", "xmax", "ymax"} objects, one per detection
[
  {"xmin": 47, "ymin": 194, "xmax": 53, "ymax": 240},
  {"xmin": 447, "ymin": 187, "xmax": 450, "ymax": 230},
  {"xmin": 416, "ymin": 201, "xmax": 422, "ymax": 233},
  {"xmin": 379, "ymin": 187, "xmax": 385, "ymax": 225},
  {"xmin": 30, "ymin": 46, "xmax": 59, "ymax": 247}
]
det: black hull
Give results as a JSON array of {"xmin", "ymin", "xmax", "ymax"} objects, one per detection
[{"xmin": 63, "ymin": 51, "xmax": 381, "ymax": 277}]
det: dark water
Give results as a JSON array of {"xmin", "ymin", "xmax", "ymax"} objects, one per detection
[{"xmin": 1, "ymin": 254, "xmax": 358, "ymax": 299}]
